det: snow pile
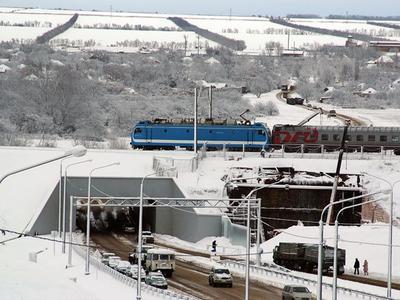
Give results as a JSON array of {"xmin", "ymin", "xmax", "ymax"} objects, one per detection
[
  {"xmin": 261, "ymin": 224, "xmax": 400, "ymax": 280},
  {"xmin": 0, "ymin": 234, "xmax": 162, "ymax": 299}
]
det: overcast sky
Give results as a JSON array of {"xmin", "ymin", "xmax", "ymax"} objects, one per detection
[{"xmin": 1, "ymin": 0, "xmax": 399, "ymax": 17}]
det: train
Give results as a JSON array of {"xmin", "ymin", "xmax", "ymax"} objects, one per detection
[
  {"xmin": 130, "ymin": 119, "xmax": 400, "ymax": 154},
  {"xmin": 273, "ymin": 242, "xmax": 346, "ymax": 275},
  {"xmin": 272, "ymin": 124, "xmax": 400, "ymax": 154},
  {"xmin": 130, "ymin": 118, "xmax": 270, "ymax": 151}
]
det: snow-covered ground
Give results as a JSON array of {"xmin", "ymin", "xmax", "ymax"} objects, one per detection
[
  {"xmin": 0, "ymin": 233, "xmax": 162, "ymax": 300},
  {"xmin": 2, "ymin": 7, "xmax": 393, "ymax": 51},
  {"xmin": 2, "ymin": 89, "xmax": 400, "ymax": 298}
]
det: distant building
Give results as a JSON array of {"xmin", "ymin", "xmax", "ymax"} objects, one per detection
[{"xmin": 281, "ymin": 50, "xmax": 304, "ymax": 57}]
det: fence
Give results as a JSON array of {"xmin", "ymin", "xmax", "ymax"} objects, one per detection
[
  {"xmin": 199, "ymin": 143, "xmax": 400, "ymax": 161},
  {"xmin": 221, "ymin": 260, "xmax": 396, "ymax": 300},
  {"xmin": 153, "ymin": 156, "xmax": 197, "ymax": 174},
  {"xmin": 72, "ymin": 236, "xmax": 194, "ymax": 300}
]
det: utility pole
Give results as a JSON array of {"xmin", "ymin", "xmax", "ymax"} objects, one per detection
[
  {"xmin": 194, "ymin": 88, "xmax": 198, "ymax": 155},
  {"xmin": 229, "ymin": 8, "xmax": 232, "ymax": 21},
  {"xmin": 287, "ymin": 29, "xmax": 290, "ymax": 50},
  {"xmin": 208, "ymin": 86, "xmax": 213, "ymax": 119},
  {"xmin": 197, "ymin": 35, "xmax": 200, "ymax": 56}
]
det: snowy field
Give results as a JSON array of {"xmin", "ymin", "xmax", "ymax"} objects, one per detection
[{"xmin": 3, "ymin": 7, "xmax": 395, "ymax": 51}]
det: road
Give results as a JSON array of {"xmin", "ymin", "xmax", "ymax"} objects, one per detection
[{"xmin": 91, "ymin": 232, "xmax": 282, "ymax": 300}]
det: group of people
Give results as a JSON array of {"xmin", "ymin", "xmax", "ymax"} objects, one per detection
[{"xmin": 353, "ymin": 258, "xmax": 368, "ymax": 276}]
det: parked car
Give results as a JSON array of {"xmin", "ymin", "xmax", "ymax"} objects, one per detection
[
  {"xmin": 115, "ymin": 260, "xmax": 131, "ymax": 274},
  {"xmin": 208, "ymin": 265, "xmax": 233, "ymax": 287},
  {"xmin": 101, "ymin": 252, "xmax": 116, "ymax": 265},
  {"xmin": 127, "ymin": 264, "xmax": 146, "ymax": 281},
  {"xmin": 124, "ymin": 226, "xmax": 135, "ymax": 233},
  {"xmin": 145, "ymin": 271, "xmax": 168, "ymax": 289},
  {"xmin": 108, "ymin": 256, "xmax": 121, "ymax": 269},
  {"xmin": 142, "ymin": 231, "xmax": 154, "ymax": 244},
  {"xmin": 282, "ymin": 284, "xmax": 312, "ymax": 300}
]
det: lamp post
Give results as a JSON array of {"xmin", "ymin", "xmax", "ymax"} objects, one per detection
[
  {"xmin": 332, "ymin": 196, "xmax": 387, "ymax": 300},
  {"xmin": 63, "ymin": 159, "xmax": 92, "ymax": 256},
  {"xmin": 85, "ymin": 162, "xmax": 120, "ymax": 275},
  {"xmin": 59, "ymin": 157, "xmax": 72, "ymax": 238},
  {"xmin": 361, "ymin": 172, "xmax": 400, "ymax": 298},
  {"xmin": 137, "ymin": 167, "xmax": 175, "ymax": 300},
  {"xmin": 242, "ymin": 182, "xmax": 281, "ymax": 300},
  {"xmin": 316, "ymin": 190, "xmax": 387, "ymax": 300},
  {"xmin": 0, "ymin": 146, "xmax": 87, "ymax": 238}
]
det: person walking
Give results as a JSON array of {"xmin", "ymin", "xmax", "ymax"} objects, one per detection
[
  {"xmin": 354, "ymin": 258, "xmax": 360, "ymax": 275},
  {"xmin": 363, "ymin": 259, "xmax": 369, "ymax": 276}
]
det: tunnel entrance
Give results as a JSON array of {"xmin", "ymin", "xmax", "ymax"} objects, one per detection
[{"xmin": 76, "ymin": 205, "xmax": 156, "ymax": 233}]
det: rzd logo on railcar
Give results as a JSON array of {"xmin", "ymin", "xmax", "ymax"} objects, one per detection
[{"xmin": 273, "ymin": 128, "xmax": 319, "ymax": 144}]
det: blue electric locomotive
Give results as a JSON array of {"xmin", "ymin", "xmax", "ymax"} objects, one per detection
[{"xmin": 130, "ymin": 118, "xmax": 270, "ymax": 151}]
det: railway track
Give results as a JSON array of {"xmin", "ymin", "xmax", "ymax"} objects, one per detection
[
  {"xmin": 275, "ymin": 91, "xmax": 367, "ymax": 126},
  {"xmin": 91, "ymin": 232, "xmax": 282, "ymax": 300}
]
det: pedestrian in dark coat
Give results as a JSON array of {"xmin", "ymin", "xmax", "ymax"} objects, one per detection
[{"xmin": 354, "ymin": 258, "xmax": 360, "ymax": 275}]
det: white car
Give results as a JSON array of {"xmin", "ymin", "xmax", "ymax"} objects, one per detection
[
  {"xmin": 101, "ymin": 252, "xmax": 116, "ymax": 265},
  {"xmin": 127, "ymin": 264, "xmax": 146, "ymax": 280},
  {"xmin": 116, "ymin": 260, "xmax": 131, "ymax": 274},
  {"xmin": 108, "ymin": 256, "xmax": 121, "ymax": 269},
  {"xmin": 282, "ymin": 285, "xmax": 312, "ymax": 300}
]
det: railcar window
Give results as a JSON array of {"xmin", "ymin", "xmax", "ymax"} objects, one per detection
[
  {"xmin": 134, "ymin": 128, "xmax": 142, "ymax": 134},
  {"xmin": 380, "ymin": 135, "xmax": 387, "ymax": 142},
  {"xmin": 392, "ymin": 136, "xmax": 399, "ymax": 142},
  {"xmin": 258, "ymin": 130, "xmax": 265, "ymax": 136},
  {"xmin": 346, "ymin": 135, "xmax": 352, "ymax": 142},
  {"xmin": 152, "ymin": 254, "xmax": 159, "ymax": 260},
  {"xmin": 333, "ymin": 134, "xmax": 340, "ymax": 141},
  {"xmin": 356, "ymin": 135, "xmax": 363, "ymax": 142},
  {"xmin": 164, "ymin": 129, "xmax": 167, "ymax": 132},
  {"xmin": 209, "ymin": 130, "xmax": 213, "ymax": 133},
  {"xmin": 368, "ymin": 135, "xmax": 375, "ymax": 142},
  {"xmin": 186, "ymin": 129, "xmax": 190, "ymax": 133},
  {"xmin": 321, "ymin": 134, "xmax": 329, "ymax": 141}
]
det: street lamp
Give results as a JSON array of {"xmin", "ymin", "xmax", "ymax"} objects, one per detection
[
  {"xmin": 241, "ymin": 182, "xmax": 281, "ymax": 300},
  {"xmin": 63, "ymin": 159, "xmax": 92, "ymax": 255},
  {"xmin": 85, "ymin": 162, "xmax": 120, "ymax": 275},
  {"xmin": 316, "ymin": 190, "xmax": 387, "ymax": 300},
  {"xmin": 0, "ymin": 145, "xmax": 87, "ymax": 239},
  {"xmin": 361, "ymin": 172, "xmax": 400, "ymax": 298},
  {"xmin": 332, "ymin": 196, "xmax": 387, "ymax": 300},
  {"xmin": 0, "ymin": 146, "xmax": 86, "ymax": 185},
  {"xmin": 59, "ymin": 157, "xmax": 72, "ymax": 238},
  {"xmin": 137, "ymin": 167, "xmax": 175, "ymax": 300}
]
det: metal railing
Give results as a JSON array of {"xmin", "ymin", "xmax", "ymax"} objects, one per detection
[
  {"xmin": 221, "ymin": 260, "xmax": 396, "ymax": 300},
  {"xmin": 199, "ymin": 143, "xmax": 400, "ymax": 161},
  {"xmin": 72, "ymin": 235, "xmax": 194, "ymax": 300}
]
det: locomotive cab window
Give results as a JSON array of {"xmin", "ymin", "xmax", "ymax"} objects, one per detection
[
  {"xmin": 333, "ymin": 134, "xmax": 340, "ymax": 141},
  {"xmin": 258, "ymin": 130, "xmax": 265, "ymax": 136},
  {"xmin": 134, "ymin": 128, "xmax": 142, "ymax": 134},
  {"xmin": 392, "ymin": 136, "xmax": 399, "ymax": 142},
  {"xmin": 380, "ymin": 135, "xmax": 387, "ymax": 142},
  {"xmin": 345, "ymin": 135, "xmax": 352, "ymax": 142},
  {"xmin": 321, "ymin": 134, "xmax": 329, "ymax": 141},
  {"xmin": 356, "ymin": 135, "xmax": 363, "ymax": 142},
  {"xmin": 368, "ymin": 135, "xmax": 375, "ymax": 142}
]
